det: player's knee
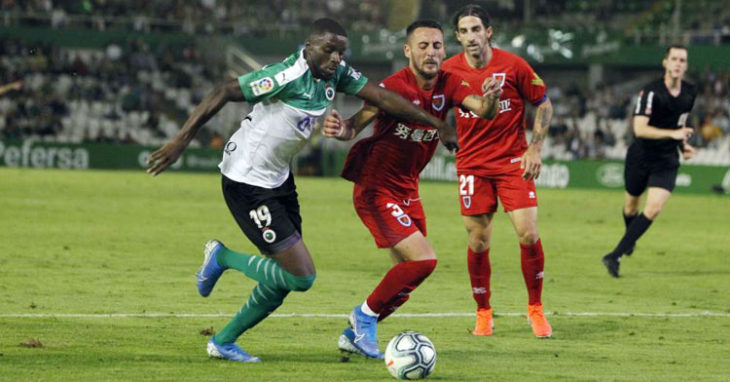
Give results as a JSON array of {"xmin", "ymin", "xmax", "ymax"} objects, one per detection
[
  {"xmin": 643, "ymin": 205, "xmax": 662, "ymax": 220},
  {"xmin": 468, "ymin": 233, "xmax": 491, "ymax": 253},
  {"xmin": 288, "ymin": 273, "xmax": 316, "ymax": 292},
  {"xmin": 518, "ymin": 230, "xmax": 540, "ymax": 245}
]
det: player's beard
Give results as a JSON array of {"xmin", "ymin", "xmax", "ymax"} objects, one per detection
[{"xmin": 416, "ymin": 61, "xmax": 439, "ymax": 80}]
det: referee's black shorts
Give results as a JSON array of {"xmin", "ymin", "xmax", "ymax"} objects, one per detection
[
  {"xmin": 624, "ymin": 145, "xmax": 678, "ymax": 196},
  {"xmin": 221, "ymin": 174, "xmax": 302, "ymax": 255}
]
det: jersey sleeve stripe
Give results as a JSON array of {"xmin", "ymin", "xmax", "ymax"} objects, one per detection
[
  {"xmin": 274, "ymin": 50, "xmax": 309, "ymax": 87},
  {"xmin": 531, "ymin": 94, "xmax": 548, "ymax": 107}
]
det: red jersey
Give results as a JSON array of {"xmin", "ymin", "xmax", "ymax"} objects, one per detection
[
  {"xmin": 342, "ymin": 66, "xmax": 475, "ymax": 196},
  {"xmin": 442, "ymin": 48, "xmax": 547, "ymax": 176}
]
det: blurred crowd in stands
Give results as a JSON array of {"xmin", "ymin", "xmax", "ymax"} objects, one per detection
[
  {"xmin": 531, "ymin": 70, "xmax": 730, "ymax": 163},
  {"xmin": 4, "ymin": 0, "xmax": 729, "ymax": 43},
  {"xmin": 0, "ymin": 36, "xmax": 232, "ymax": 147},
  {"xmin": 1, "ymin": 0, "xmax": 385, "ymax": 35},
  {"xmin": 1, "ymin": 1, "xmax": 729, "ymax": 165}
]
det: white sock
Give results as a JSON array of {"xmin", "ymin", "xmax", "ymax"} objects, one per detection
[{"xmin": 360, "ymin": 301, "xmax": 378, "ymax": 317}]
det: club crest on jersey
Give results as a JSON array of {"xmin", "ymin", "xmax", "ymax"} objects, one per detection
[
  {"xmin": 462, "ymin": 196, "xmax": 472, "ymax": 208},
  {"xmin": 397, "ymin": 215, "xmax": 412, "ymax": 227},
  {"xmin": 432, "ymin": 94, "xmax": 445, "ymax": 111},
  {"xmin": 325, "ymin": 85, "xmax": 335, "ymax": 101},
  {"xmin": 262, "ymin": 228, "xmax": 277, "ymax": 243},
  {"xmin": 250, "ymin": 77, "xmax": 274, "ymax": 96},
  {"xmin": 492, "ymin": 73, "xmax": 506, "ymax": 87},
  {"xmin": 224, "ymin": 141, "xmax": 237, "ymax": 155}
]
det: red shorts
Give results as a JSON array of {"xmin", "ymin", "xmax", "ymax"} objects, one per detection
[
  {"xmin": 353, "ymin": 185, "xmax": 426, "ymax": 248},
  {"xmin": 457, "ymin": 167, "xmax": 538, "ymax": 215}
]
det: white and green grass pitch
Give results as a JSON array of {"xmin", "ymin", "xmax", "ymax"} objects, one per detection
[{"xmin": 1, "ymin": 167, "xmax": 729, "ymax": 381}]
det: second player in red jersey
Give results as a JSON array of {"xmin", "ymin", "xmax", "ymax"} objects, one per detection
[
  {"xmin": 443, "ymin": 4, "xmax": 555, "ymax": 338},
  {"xmin": 324, "ymin": 20, "xmax": 501, "ymax": 359}
]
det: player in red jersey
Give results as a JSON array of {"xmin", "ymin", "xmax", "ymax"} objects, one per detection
[
  {"xmin": 323, "ymin": 20, "xmax": 502, "ymax": 359},
  {"xmin": 442, "ymin": 4, "xmax": 554, "ymax": 338}
]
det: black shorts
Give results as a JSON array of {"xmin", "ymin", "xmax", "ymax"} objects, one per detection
[
  {"xmin": 222, "ymin": 174, "xmax": 302, "ymax": 255},
  {"xmin": 624, "ymin": 146, "xmax": 678, "ymax": 196}
]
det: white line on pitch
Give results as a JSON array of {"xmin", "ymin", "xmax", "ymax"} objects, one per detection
[{"xmin": 0, "ymin": 311, "xmax": 728, "ymax": 319}]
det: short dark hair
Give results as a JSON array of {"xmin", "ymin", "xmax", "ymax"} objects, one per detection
[
  {"xmin": 453, "ymin": 4, "xmax": 491, "ymax": 30},
  {"xmin": 406, "ymin": 19, "xmax": 443, "ymax": 38},
  {"xmin": 310, "ymin": 18, "xmax": 347, "ymax": 38},
  {"xmin": 664, "ymin": 43, "xmax": 687, "ymax": 58}
]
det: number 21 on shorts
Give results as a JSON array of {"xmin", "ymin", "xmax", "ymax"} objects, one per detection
[{"xmin": 459, "ymin": 175, "xmax": 474, "ymax": 209}]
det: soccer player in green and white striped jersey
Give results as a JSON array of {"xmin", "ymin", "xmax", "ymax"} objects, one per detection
[{"xmin": 147, "ymin": 18, "xmax": 459, "ymax": 363}]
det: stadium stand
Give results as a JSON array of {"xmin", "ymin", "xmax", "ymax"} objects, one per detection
[{"xmin": 1, "ymin": 0, "xmax": 728, "ymax": 165}]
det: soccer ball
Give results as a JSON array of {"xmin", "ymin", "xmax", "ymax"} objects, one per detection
[{"xmin": 384, "ymin": 331, "xmax": 436, "ymax": 380}]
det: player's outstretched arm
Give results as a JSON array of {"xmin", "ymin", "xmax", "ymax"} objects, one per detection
[
  {"xmin": 323, "ymin": 106, "xmax": 378, "ymax": 141},
  {"xmin": 633, "ymin": 115, "xmax": 694, "ymax": 141},
  {"xmin": 355, "ymin": 81, "xmax": 459, "ymax": 152},
  {"xmin": 521, "ymin": 97, "xmax": 553, "ymax": 180},
  {"xmin": 147, "ymin": 79, "xmax": 245, "ymax": 176},
  {"xmin": 463, "ymin": 77, "xmax": 503, "ymax": 119}
]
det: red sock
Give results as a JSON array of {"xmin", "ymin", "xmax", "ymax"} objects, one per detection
[
  {"xmin": 377, "ymin": 294, "xmax": 409, "ymax": 322},
  {"xmin": 467, "ymin": 247, "xmax": 491, "ymax": 310},
  {"xmin": 366, "ymin": 259, "xmax": 437, "ymax": 319},
  {"xmin": 520, "ymin": 239, "xmax": 544, "ymax": 305}
]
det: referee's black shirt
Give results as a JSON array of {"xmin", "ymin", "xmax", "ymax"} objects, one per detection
[{"xmin": 631, "ymin": 78, "xmax": 697, "ymax": 167}]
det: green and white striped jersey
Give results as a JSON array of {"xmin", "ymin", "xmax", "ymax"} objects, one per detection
[{"xmin": 219, "ymin": 49, "xmax": 368, "ymax": 188}]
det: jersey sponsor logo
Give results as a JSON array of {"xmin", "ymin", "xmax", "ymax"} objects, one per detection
[
  {"xmin": 325, "ymin": 84, "xmax": 335, "ymax": 101},
  {"xmin": 394, "ymin": 123, "xmax": 411, "ymax": 139},
  {"xmin": 296, "ymin": 116, "xmax": 315, "ymax": 133},
  {"xmin": 410, "ymin": 128, "xmax": 425, "ymax": 142},
  {"xmin": 498, "ymin": 99, "xmax": 512, "ymax": 113},
  {"xmin": 250, "ymin": 77, "xmax": 274, "ymax": 96},
  {"xmin": 530, "ymin": 73, "xmax": 544, "ymax": 86},
  {"xmin": 492, "ymin": 73, "xmax": 506, "ymax": 87},
  {"xmin": 432, "ymin": 94, "xmax": 445, "ymax": 111},
  {"xmin": 393, "ymin": 123, "xmax": 438, "ymax": 142},
  {"xmin": 224, "ymin": 141, "xmax": 237, "ymax": 155},
  {"xmin": 262, "ymin": 228, "xmax": 277, "ymax": 243},
  {"xmin": 462, "ymin": 195, "xmax": 472, "ymax": 208},
  {"xmin": 458, "ymin": 106, "xmax": 479, "ymax": 119}
]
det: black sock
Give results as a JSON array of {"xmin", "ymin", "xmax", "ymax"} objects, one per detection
[
  {"xmin": 610, "ymin": 213, "xmax": 653, "ymax": 259},
  {"xmin": 623, "ymin": 211, "xmax": 638, "ymax": 230}
]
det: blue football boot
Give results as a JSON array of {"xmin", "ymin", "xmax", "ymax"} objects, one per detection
[
  {"xmin": 338, "ymin": 305, "xmax": 383, "ymax": 359},
  {"xmin": 196, "ymin": 240, "xmax": 226, "ymax": 297},
  {"xmin": 206, "ymin": 337, "xmax": 260, "ymax": 363}
]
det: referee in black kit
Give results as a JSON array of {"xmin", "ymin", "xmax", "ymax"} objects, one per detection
[{"xmin": 602, "ymin": 44, "xmax": 696, "ymax": 278}]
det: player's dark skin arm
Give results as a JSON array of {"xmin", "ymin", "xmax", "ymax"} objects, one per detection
[
  {"xmin": 322, "ymin": 106, "xmax": 377, "ymax": 140},
  {"xmin": 147, "ymin": 79, "xmax": 245, "ymax": 175},
  {"xmin": 521, "ymin": 98, "xmax": 553, "ymax": 180},
  {"xmin": 356, "ymin": 81, "xmax": 459, "ymax": 151}
]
